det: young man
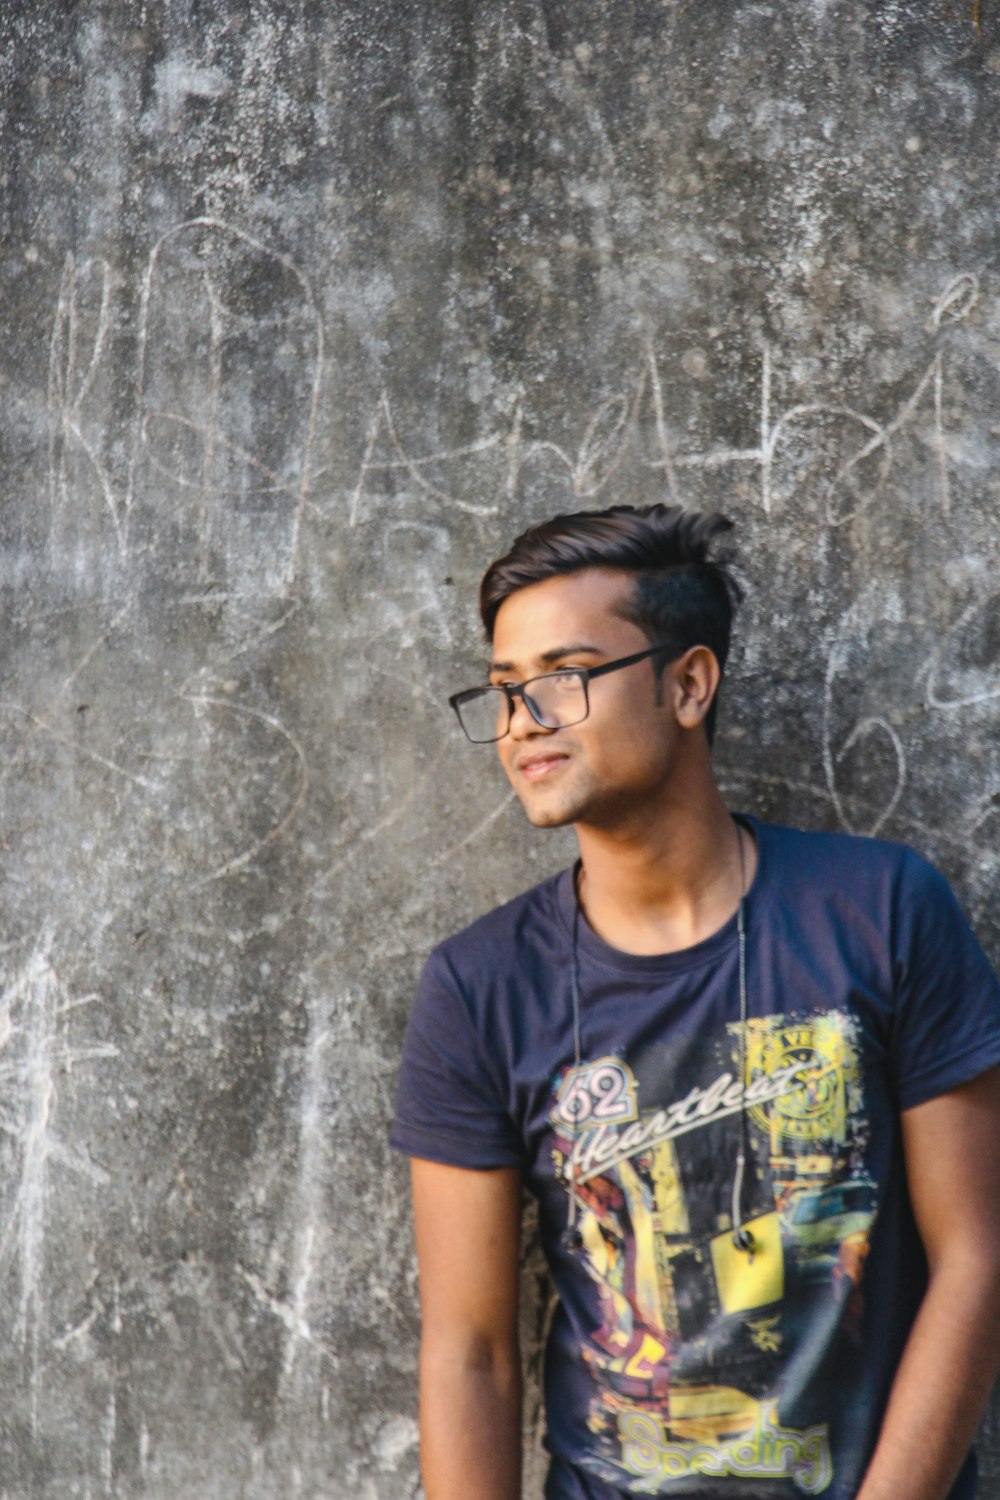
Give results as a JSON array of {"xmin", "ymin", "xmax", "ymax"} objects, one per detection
[{"xmin": 390, "ymin": 503, "xmax": 1000, "ymax": 1500}]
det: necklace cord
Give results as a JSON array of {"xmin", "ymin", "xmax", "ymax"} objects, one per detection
[
  {"xmin": 731, "ymin": 822, "xmax": 754, "ymax": 1252},
  {"xmin": 562, "ymin": 874, "xmax": 584, "ymax": 1247}
]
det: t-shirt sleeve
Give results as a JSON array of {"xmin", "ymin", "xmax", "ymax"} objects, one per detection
[
  {"xmin": 389, "ymin": 946, "xmax": 527, "ymax": 1169},
  {"xmin": 890, "ymin": 852, "xmax": 1000, "ymax": 1110}
]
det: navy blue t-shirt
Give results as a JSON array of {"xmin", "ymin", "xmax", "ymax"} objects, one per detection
[{"xmin": 391, "ymin": 817, "xmax": 1000, "ymax": 1499}]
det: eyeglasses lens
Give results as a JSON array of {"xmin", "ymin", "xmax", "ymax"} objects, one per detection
[
  {"xmin": 524, "ymin": 673, "xmax": 587, "ymax": 728},
  {"xmin": 456, "ymin": 673, "xmax": 588, "ymax": 742},
  {"xmin": 456, "ymin": 688, "xmax": 509, "ymax": 743}
]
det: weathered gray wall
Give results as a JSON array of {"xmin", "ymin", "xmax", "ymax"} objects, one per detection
[{"xmin": 2, "ymin": 2, "xmax": 1000, "ymax": 1495}]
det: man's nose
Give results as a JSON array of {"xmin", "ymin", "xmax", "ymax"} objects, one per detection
[{"xmin": 508, "ymin": 689, "xmax": 551, "ymax": 738}]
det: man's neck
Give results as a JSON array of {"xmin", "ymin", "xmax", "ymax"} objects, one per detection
[{"xmin": 573, "ymin": 780, "xmax": 755, "ymax": 958}]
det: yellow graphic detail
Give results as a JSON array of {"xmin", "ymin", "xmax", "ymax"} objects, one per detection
[
  {"xmin": 668, "ymin": 1383, "xmax": 760, "ymax": 1442},
  {"xmin": 747, "ymin": 1314, "xmax": 782, "ymax": 1353},
  {"xmin": 648, "ymin": 1138, "xmax": 688, "ymax": 1337},
  {"xmin": 622, "ymin": 1331, "xmax": 670, "ymax": 1381},
  {"xmin": 579, "ymin": 1203, "xmax": 632, "ymax": 1344},
  {"xmin": 649, "ymin": 1138, "xmax": 689, "ymax": 1234},
  {"xmin": 709, "ymin": 1210, "xmax": 784, "ymax": 1314},
  {"xmin": 744, "ymin": 1013, "xmax": 859, "ymax": 1146},
  {"xmin": 619, "ymin": 1158, "xmax": 668, "ymax": 1335},
  {"xmin": 619, "ymin": 1402, "xmax": 833, "ymax": 1494}
]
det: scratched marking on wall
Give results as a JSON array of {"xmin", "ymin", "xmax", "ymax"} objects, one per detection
[
  {"xmin": 39, "ymin": 233, "xmax": 1000, "ymax": 869},
  {"xmin": 130, "ymin": 218, "xmax": 324, "ymax": 589},
  {"xmin": 47, "ymin": 219, "xmax": 324, "ymax": 593},
  {"xmin": 347, "ymin": 270, "xmax": 979, "ymax": 530},
  {"xmin": 48, "ymin": 254, "xmax": 120, "ymax": 550},
  {"xmin": 33, "ymin": 222, "xmax": 1000, "ymax": 867},
  {"xmin": 0, "ymin": 927, "xmax": 118, "ymax": 1430},
  {"xmin": 38, "ymin": 219, "xmax": 323, "ymax": 891}
]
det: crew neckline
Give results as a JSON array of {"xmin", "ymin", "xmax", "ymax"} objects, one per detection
[{"xmin": 554, "ymin": 812, "xmax": 771, "ymax": 976}]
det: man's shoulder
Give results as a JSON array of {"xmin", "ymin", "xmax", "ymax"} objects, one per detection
[
  {"xmin": 428, "ymin": 867, "xmax": 568, "ymax": 981},
  {"xmin": 751, "ymin": 816, "xmax": 962, "ymax": 942},
  {"xmin": 756, "ymin": 815, "xmax": 934, "ymax": 889}
]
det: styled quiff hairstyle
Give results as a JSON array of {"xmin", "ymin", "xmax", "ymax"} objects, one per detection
[{"xmin": 479, "ymin": 503, "xmax": 740, "ymax": 743}]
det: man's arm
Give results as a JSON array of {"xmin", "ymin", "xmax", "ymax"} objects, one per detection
[
  {"xmin": 856, "ymin": 1064, "xmax": 1000, "ymax": 1500},
  {"xmin": 411, "ymin": 1158, "xmax": 523, "ymax": 1500}
]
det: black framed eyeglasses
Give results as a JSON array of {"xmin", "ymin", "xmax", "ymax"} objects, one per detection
[{"xmin": 448, "ymin": 643, "xmax": 679, "ymax": 744}]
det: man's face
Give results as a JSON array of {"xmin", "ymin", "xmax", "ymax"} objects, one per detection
[{"xmin": 489, "ymin": 568, "xmax": 689, "ymax": 830}]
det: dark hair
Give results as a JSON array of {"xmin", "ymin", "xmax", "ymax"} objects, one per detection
[{"xmin": 479, "ymin": 503, "xmax": 740, "ymax": 742}]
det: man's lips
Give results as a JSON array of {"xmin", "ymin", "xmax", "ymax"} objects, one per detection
[{"xmin": 516, "ymin": 750, "xmax": 571, "ymax": 781}]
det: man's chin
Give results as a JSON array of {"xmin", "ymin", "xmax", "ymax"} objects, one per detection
[{"xmin": 514, "ymin": 788, "xmax": 581, "ymax": 829}]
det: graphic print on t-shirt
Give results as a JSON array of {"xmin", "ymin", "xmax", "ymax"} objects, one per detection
[{"xmin": 549, "ymin": 1010, "xmax": 875, "ymax": 1496}]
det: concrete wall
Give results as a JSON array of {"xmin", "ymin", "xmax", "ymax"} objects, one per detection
[{"xmin": 2, "ymin": 2, "xmax": 1000, "ymax": 1495}]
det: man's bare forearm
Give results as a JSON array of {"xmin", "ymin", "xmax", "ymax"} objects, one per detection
[
  {"xmin": 856, "ymin": 1257, "xmax": 1000, "ymax": 1500},
  {"xmin": 419, "ymin": 1347, "xmax": 522, "ymax": 1500}
]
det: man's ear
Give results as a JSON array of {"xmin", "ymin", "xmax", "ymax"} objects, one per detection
[{"xmin": 672, "ymin": 645, "xmax": 721, "ymax": 730}]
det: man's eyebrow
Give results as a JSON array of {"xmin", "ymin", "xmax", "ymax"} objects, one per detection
[{"xmin": 488, "ymin": 643, "xmax": 605, "ymax": 674}]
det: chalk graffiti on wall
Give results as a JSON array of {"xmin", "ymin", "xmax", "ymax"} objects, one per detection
[
  {"xmin": 42, "ymin": 218, "xmax": 984, "ymax": 563},
  {"xmin": 349, "ymin": 270, "xmax": 981, "ymax": 530},
  {"xmin": 0, "ymin": 927, "xmax": 118, "ymax": 1428},
  {"xmin": 130, "ymin": 219, "xmax": 324, "ymax": 587},
  {"xmin": 48, "ymin": 218, "xmax": 325, "ymax": 590},
  {"xmin": 38, "ymin": 217, "xmax": 1000, "ymax": 872}
]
